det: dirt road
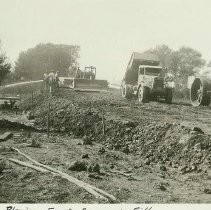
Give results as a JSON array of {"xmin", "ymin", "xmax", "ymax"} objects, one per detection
[{"xmin": 0, "ymin": 89, "xmax": 210, "ymax": 203}]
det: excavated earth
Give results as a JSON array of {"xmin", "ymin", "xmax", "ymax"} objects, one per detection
[{"xmin": 0, "ymin": 89, "xmax": 211, "ymax": 203}]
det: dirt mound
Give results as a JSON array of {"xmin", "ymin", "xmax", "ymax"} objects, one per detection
[
  {"xmin": 19, "ymin": 89, "xmax": 126, "ymax": 110},
  {"xmin": 97, "ymin": 120, "xmax": 211, "ymax": 172},
  {"xmin": 19, "ymin": 90, "xmax": 211, "ymax": 173},
  {"xmin": 19, "ymin": 90, "xmax": 126, "ymax": 134}
]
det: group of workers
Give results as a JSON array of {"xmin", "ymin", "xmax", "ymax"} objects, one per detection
[
  {"xmin": 75, "ymin": 68, "xmax": 95, "ymax": 80},
  {"xmin": 43, "ymin": 70, "xmax": 60, "ymax": 93},
  {"xmin": 43, "ymin": 66, "xmax": 96, "ymax": 93}
]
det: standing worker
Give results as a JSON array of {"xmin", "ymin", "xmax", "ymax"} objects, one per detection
[
  {"xmin": 48, "ymin": 70, "xmax": 56, "ymax": 93},
  {"xmin": 55, "ymin": 71, "xmax": 60, "ymax": 90},
  {"xmin": 43, "ymin": 72, "xmax": 49, "ymax": 91}
]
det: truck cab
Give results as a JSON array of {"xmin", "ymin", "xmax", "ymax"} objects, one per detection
[{"xmin": 138, "ymin": 65, "xmax": 163, "ymax": 89}]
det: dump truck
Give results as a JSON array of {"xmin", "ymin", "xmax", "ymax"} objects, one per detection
[
  {"xmin": 188, "ymin": 68, "xmax": 211, "ymax": 106},
  {"xmin": 121, "ymin": 52, "xmax": 174, "ymax": 103},
  {"xmin": 60, "ymin": 66, "xmax": 108, "ymax": 92}
]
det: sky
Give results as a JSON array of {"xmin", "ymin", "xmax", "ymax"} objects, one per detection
[{"xmin": 1, "ymin": 0, "xmax": 211, "ymax": 83}]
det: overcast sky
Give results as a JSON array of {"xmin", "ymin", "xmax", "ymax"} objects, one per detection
[{"xmin": 1, "ymin": 0, "xmax": 211, "ymax": 82}]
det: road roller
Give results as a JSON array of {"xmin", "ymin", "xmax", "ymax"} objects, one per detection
[{"xmin": 189, "ymin": 75, "xmax": 211, "ymax": 106}]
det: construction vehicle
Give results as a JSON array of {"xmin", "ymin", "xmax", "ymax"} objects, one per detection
[
  {"xmin": 60, "ymin": 66, "xmax": 108, "ymax": 92},
  {"xmin": 188, "ymin": 68, "xmax": 211, "ymax": 106},
  {"xmin": 0, "ymin": 66, "xmax": 108, "ymax": 101},
  {"xmin": 121, "ymin": 52, "xmax": 174, "ymax": 103}
]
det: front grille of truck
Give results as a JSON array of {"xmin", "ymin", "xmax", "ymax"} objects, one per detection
[{"xmin": 153, "ymin": 78, "xmax": 164, "ymax": 89}]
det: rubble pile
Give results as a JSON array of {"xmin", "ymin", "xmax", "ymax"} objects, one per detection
[
  {"xmin": 35, "ymin": 101, "xmax": 102, "ymax": 136},
  {"xmin": 19, "ymin": 90, "xmax": 126, "ymax": 135},
  {"xmin": 19, "ymin": 90, "xmax": 211, "ymax": 173},
  {"xmin": 100, "ymin": 120, "xmax": 211, "ymax": 172}
]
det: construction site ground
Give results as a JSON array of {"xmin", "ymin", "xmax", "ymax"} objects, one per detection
[{"xmin": 0, "ymin": 89, "xmax": 211, "ymax": 203}]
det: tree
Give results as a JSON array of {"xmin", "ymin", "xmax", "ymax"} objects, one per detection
[
  {"xmin": 176, "ymin": 47, "xmax": 205, "ymax": 76},
  {"xmin": 0, "ymin": 41, "xmax": 11, "ymax": 85},
  {"xmin": 155, "ymin": 45, "xmax": 172, "ymax": 69},
  {"xmin": 166, "ymin": 51, "xmax": 180, "ymax": 76},
  {"xmin": 144, "ymin": 44, "xmax": 172, "ymax": 70},
  {"xmin": 168, "ymin": 47, "xmax": 205, "ymax": 88},
  {"xmin": 14, "ymin": 43, "xmax": 80, "ymax": 81},
  {"xmin": 146, "ymin": 45, "xmax": 206, "ymax": 87}
]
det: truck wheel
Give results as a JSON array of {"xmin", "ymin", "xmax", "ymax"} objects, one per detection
[
  {"xmin": 138, "ymin": 86, "xmax": 150, "ymax": 103},
  {"xmin": 122, "ymin": 84, "xmax": 132, "ymax": 99},
  {"xmin": 165, "ymin": 88, "xmax": 173, "ymax": 104},
  {"xmin": 190, "ymin": 78, "xmax": 210, "ymax": 106}
]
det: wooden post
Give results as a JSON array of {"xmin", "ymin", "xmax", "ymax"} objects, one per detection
[
  {"xmin": 31, "ymin": 91, "xmax": 34, "ymax": 107},
  {"xmin": 47, "ymin": 94, "xmax": 51, "ymax": 138},
  {"xmin": 102, "ymin": 110, "xmax": 105, "ymax": 135}
]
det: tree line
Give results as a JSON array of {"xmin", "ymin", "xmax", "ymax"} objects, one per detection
[
  {"xmin": 0, "ymin": 40, "xmax": 209, "ymax": 91},
  {"xmin": 0, "ymin": 42, "xmax": 80, "ymax": 84},
  {"xmin": 0, "ymin": 41, "xmax": 11, "ymax": 85},
  {"xmin": 144, "ymin": 45, "xmax": 206, "ymax": 90}
]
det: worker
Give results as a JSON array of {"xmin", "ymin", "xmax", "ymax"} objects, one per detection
[
  {"xmin": 90, "ymin": 69, "xmax": 95, "ymax": 80},
  {"xmin": 80, "ymin": 69, "xmax": 85, "ymax": 79},
  {"xmin": 55, "ymin": 71, "xmax": 60, "ymax": 89},
  {"xmin": 43, "ymin": 72, "xmax": 49, "ymax": 91},
  {"xmin": 76, "ymin": 67, "xmax": 82, "ymax": 78},
  {"xmin": 48, "ymin": 70, "xmax": 56, "ymax": 93},
  {"xmin": 84, "ymin": 69, "xmax": 91, "ymax": 79}
]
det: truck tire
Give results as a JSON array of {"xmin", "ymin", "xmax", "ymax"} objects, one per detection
[
  {"xmin": 121, "ymin": 84, "xmax": 132, "ymax": 99},
  {"xmin": 165, "ymin": 88, "xmax": 173, "ymax": 104},
  {"xmin": 190, "ymin": 77, "xmax": 211, "ymax": 106},
  {"xmin": 138, "ymin": 86, "xmax": 150, "ymax": 103}
]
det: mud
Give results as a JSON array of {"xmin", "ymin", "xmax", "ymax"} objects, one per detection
[{"xmin": 0, "ymin": 89, "xmax": 211, "ymax": 203}]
